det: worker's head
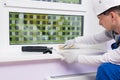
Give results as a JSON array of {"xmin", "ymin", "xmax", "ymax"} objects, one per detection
[{"xmin": 92, "ymin": 0, "xmax": 120, "ymax": 33}]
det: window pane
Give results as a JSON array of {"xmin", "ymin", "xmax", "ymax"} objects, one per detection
[
  {"xmin": 32, "ymin": 0, "xmax": 81, "ymax": 4},
  {"xmin": 9, "ymin": 12, "xmax": 83, "ymax": 44}
]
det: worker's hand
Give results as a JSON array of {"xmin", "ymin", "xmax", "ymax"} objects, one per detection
[
  {"xmin": 59, "ymin": 51, "xmax": 78, "ymax": 64},
  {"xmin": 64, "ymin": 39, "xmax": 75, "ymax": 48}
]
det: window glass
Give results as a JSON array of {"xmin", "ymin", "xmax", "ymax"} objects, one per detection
[
  {"xmin": 9, "ymin": 12, "xmax": 83, "ymax": 44},
  {"xmin": 32, "ymin": 0, "xmax": 81, "ymax": 4}
]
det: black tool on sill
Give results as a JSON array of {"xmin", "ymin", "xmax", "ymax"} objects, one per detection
[{"xmin": 21, "ymin": 46, "xmax": 53, "ymax": 54}]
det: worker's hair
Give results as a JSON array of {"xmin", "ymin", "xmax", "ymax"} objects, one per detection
[{"xmin": 100, "ymin": 5, "xmax": 120, "ymax": 16}]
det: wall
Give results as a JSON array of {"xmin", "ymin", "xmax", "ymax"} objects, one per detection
[
  {"xmin": 0, "ymin": 0, "xmax": 104, "ymax": 80},
  {"xmin": 0, "ymin": 60, "xmax": 98, "ymax": 80},
  {"xmin": 84, "ymin": 0, "xmax": 104, "ymax": 36}
]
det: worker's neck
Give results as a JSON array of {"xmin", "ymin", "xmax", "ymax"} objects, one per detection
[
  {"xmin": 115, "ymin": 18, "xmax": 120, "ymax": 34},
  {"xmin": 114, "ymin": 29, "xmax": 120, "ymax": 35}
]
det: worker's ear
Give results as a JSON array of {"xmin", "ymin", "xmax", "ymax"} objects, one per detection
[{"xmin": 109, "ymin": 12, "xmax": 117, "ymax": 23}]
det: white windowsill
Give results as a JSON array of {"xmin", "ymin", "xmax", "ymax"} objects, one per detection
[
  {"xmin": 0, "ymin": 52, "xmax": 62, "ymax": 63},
  {"xmin": 0, "ymin": 47, "xmax": 106, "ymax": 63}
]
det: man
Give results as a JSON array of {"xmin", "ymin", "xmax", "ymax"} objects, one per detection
[{"xmin": 60, "ymin": 0, "xmax": 120, "ymax": 80}]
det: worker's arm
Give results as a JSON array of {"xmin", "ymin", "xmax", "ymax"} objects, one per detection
[
  {"xmin": 74, "ymin": 30, "xmax": 113, "ymax": 44},
  {"xmin": 60, "ymin": 47, "xmax": 120, "ymax": 65},
  {"xmin": 77, "ymin": 47, "xmax": 120, "ymax": 65},
  {"xmin": 63, "ymin": 30, "xmax": 113, "ymax": 48}
]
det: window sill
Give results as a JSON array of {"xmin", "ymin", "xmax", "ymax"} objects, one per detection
[{"xmin": 0, "ymin": 52, "xmax": 62, "ymax": 63}]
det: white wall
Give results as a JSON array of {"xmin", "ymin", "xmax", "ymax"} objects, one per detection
[{"xmin": 84, "ymin": 0, "xmax": 104, "ymax": 36}]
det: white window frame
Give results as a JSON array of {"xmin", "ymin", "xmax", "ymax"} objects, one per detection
[{"xmin": 0, "ymin": 0, "xmax": 86, "ymax": 62}]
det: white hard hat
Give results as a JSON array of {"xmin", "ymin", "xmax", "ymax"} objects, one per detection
[{"xmin": 92, "ymin": 0, "xmax": 120, "ymax": 15}]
